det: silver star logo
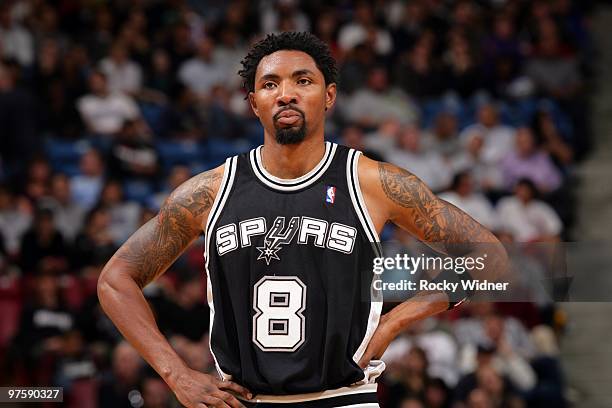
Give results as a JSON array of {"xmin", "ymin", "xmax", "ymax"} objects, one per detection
[{"xmin": 256, "ymin": 240, "xmax": 282, "ymax": 265}]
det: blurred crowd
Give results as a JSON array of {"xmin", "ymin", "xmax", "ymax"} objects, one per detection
[{"xmin": 0, "ymin": 0, "xmax": 594, "ymax": 407}]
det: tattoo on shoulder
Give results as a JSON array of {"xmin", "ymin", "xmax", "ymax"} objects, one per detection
[
  {"xmin": 378, "ymin": 162, "xmax": 490, "ymax": 244},
  {"xmin": 116, "ymin": 170, "xmax": 221, "ymax": 288}
]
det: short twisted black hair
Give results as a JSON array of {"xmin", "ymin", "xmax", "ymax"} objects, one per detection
[{"xmin": 238, "ymin": 32, "xmax": 338, "ymax": 95}]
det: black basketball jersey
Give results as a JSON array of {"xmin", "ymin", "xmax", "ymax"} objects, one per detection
[{"xmin": 204, "ymin": 142, "xmax": 384, "ymax": 395}]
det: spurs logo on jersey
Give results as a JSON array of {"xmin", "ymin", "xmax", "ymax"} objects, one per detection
[{"xmin": 215, "ymin": 216, "xmax": 357, "ymax": 264}]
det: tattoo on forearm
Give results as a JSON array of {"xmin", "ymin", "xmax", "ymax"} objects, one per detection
[
  {"xmin": 116, "ymin": 171, "xmax": 221, "ymax": 288},
  {"xmin": 378, "ymin": 162, "xmax": 492, "ymax": 244}
]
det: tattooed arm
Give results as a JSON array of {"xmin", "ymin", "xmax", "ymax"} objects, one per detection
[
  {"xmin": 356, "ymin": 157, "xmax": 508, "ymax": 368},
  {"xmin": 97, "ymin": 166, "xmax": 251, "ymax": 408}
]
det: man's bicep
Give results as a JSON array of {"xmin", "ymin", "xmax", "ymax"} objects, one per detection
[
  {"xmin": 112, "ymin": 168, "xmax": 222, "ymax": 288},
  {"xmin": 114, "ymin": 202, "xmax": 201, "ymax": 289},
  {"xmin": 377, "ymin": 162, "xmax": 494, "ymax": 244}
]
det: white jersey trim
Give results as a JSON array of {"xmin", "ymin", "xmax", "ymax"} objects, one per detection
[
  {"xmin": 250, "ymin": 142, "xmax": 337, "ymax": 191},
  {"xmin": 245, "ymin": 383, "xmax": 377, "ymax": 403},
  {"xmin": 204, "ymin": 156, "xmax": 238, "ymax": 380},
  {"xmin": 346, "ymin": 149, "xmax": 384, "ymax": 371}
]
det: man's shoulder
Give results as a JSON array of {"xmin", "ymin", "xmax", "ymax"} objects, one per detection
[{"xmin": 163, "ymin": 165, "xmax": 226, "ymax": 222}]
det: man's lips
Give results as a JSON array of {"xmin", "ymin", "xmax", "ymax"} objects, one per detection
[{"xmin": 275, "ymin": 109, "xmax": 303, "ymax": 126}]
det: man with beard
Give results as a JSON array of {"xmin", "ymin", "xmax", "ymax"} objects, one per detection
[{"xmin": 98, "ymin": 32, "xmax": 506, "ymax": 407}]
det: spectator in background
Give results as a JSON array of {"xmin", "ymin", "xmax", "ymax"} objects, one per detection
[
  {"xmin": 455, "ymin": 364, "xmax": 525, "ymax": 408},
  {"xmin": 99, "ymin": 42, "xmax": 143, "ymax": 95},
  {"xmin": 97, "ymin": 180, "xmax": 140, "ymax": 245},
  {"xmin": 343, "ymin": 66, "xmax": 419, "ymax": 128},
  {"xmin": 144, "ymin": 48, "xmax": 176, "ymax": 97},
  {"xmin": 451, "ymin": 129, "xmax": 504, "ymax": 193},
  {"xmin": 338, "ymin": 2, "xmax": 393, "ymax": 57},
  {"xmin": 338, "ymin": 43, "xmax": 376, "ymax": 94},
  {"xmin": 116, "ymin": 9, "xmax": 151, "ymax": 67},
  {"xmin": 501, "ymin": 127, "xmax": 562, "ymax": 193},
  {"xmin": 457, "ymin": 312, "xmax": 536, "ymax": 393},
  {"xmin": 141, "ymin": 375, "xmax": 172, "ymax": 408},
  {"xmin": 422, "ymin": 110, "xmax": 460, "ymax": 159},
  {"xmin": 483, "ymin": 14, "xmax": 523, "ymax": 81},
  {"xmin": 11, "ymin": 273, "xmax": 74, "ymax": 384},
  {"xmin": 531, "ymin": 109, "xmax": 574, "ymax": 167},
  {"xmin": 34, "ymin": 40, "xmax": 84, "ymax": 139},
  {"xmin": 341, "ymin": 125, "xmax": 384, "ymax": 162},
  {"xmin": 384, "ymin": 346, "xmax": 431, "ymax": 408},
  {"xmin": 0, "ymin": 5, "xmax": 34, "ymax": 66},
  {"xmin": 30, "ymin": 5, "xmax": 68, "ymax": 52},
  {"xmin": 460, "ymin": 101, "xmax": 515, "ymax": 165},
  {"xmin": 98, "ymin": 341, "xmax": 144, "ymax": 408},
  {"xmin": 398, "ymin": 397, "xmax": 425, "ymax": 408},
  {"xmin": 388, "ymin": 125, "xmax": 451, "ymax": 192},
  {"xmin": 0, "ymin": 184, "xmax": 31, "ymax": 256},
  {"xmin": 454, "ymin": 304, "xmax": 536, "ymax": 360},
  {"xmin": 40, "ymin": 173, "xmax": 85, "ymax": 243},
  {"xmin": 260, "ymin": 0, "xmax": 310, "ymax": 35},
  {"xmin": 153, "ymin": 269, "xmax": 210, "ymax": 343},
  {"xmin": 32, "ymin": 39, "xmax": 62, "ymax": 103},
  {"xmin": 314, "ymin": 9, "xmax": 340, "ymax": 61},
  {"xmin": 19, "ymin": 207, "xmax": 69, "ymax": 275},
  {"xmin": 496, "ymin": 178, "xmax": 562, "ymax": 242},
  {"xmin": 440, "ymin": 172, "xmax": 497, "ymax": 230},
  {"xmin": 53, "ymin": 330, "xmax": 97, "ymax": 393},
  {"xmin": 83, "ymin": 6, "xmax": 114, "ymax": 62},
  {"xmin": 525, "ymin": 18, "xmax": 581, "ymax": 101},
  {"xmin": 394, "ymin": 37, "xmax": 445, "ymax": 102},
  {"xmin": 0, "ymin": 63, "xmax": 41, "ymax": 176},
  {"xmin": 443, "ymin": 35, "xmax": 482, "ymax": 99},
  {"xmin": 382, "ymin": 319, "xmax": 460, "ymax": 387},
  {"xmin": 424, "ymin": 378, "xmax": 451, "ymax": 408},
  {"xmin": 163, "ymin": 21, "xmax": 195, "ymax": 74},
  {"xmin": 70, "ymin": 149, "xmax": 105, "ymax": 210},
  {"xmin": 108, "ymin": 119, "xmax": 159, "ymax": 183},
  {"xmin": 72, "ymin": 206, "xmax": 116, "ymax": 270},
  {"xmin": 388, "ymin": 1, "xmax": 430, "ymax": 54},
  {"xmin": 363, "ymin": 119, "xmax": 401, "ymax": 159},
  {"xmin": 77, "ymin": 70, "xmax": 140, "ymax": 137},
  {"xmin": 163, "ymin": 84, "xmax": 206, "ymax": 140},
  {"xmin": 148, "ymin": 165, "xmax": 191, "ymax": 211},
  {"xmin": 178, "ymin": 37, "xmax": 225, "ymax": 98},
  {"xmin": 213, "ymin": 27, "xmax": 248, "ymax": 90},
  {"xmin": 22, "ymin": 157, "xmax": 52, "ymax": 204}
]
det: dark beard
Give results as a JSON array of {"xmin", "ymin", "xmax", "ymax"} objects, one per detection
[
  {"xmin": 275, "ymin": 124, "xmax": 307, "ymax": 145},
  {"xmin": 273, "ymin": 106, "xmax": 307, "ymax": 145}
]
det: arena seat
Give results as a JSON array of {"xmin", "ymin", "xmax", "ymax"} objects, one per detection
[
  {"xmin": 66, "ymin": 378, "xmax": 98, "ymax": 408},
  {"xmin": 45, "ymin": 138, "xmax": 91, "ymax": 175},
  {"xmin": 0, "ymin": 276, "xmax": 22, "ymax": 348},
  {"xmin": 156, "ymin": 140, "xmax": 207, "ymax": 171}
]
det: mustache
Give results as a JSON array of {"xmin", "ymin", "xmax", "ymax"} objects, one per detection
[{"xmin": 273, "ymin": 105, "xmax": 306, "ymax": 121}]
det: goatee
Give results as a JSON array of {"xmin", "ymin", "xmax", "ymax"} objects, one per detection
[
  {"xmin": 273, "ymin": 106, "xmax": 307, "ymax": 145},
  {"xmin": 275, "ymin": 124, "xmax": 307, "ymax": 145}
]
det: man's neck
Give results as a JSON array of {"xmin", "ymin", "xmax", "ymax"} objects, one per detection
[{"xmin": 260, "ymin": 137, "xmax": 326, "ymax": 179}]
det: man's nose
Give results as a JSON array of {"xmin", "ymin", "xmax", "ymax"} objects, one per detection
[{"xmin": 276, "ymin": 82, "xmax": 298, "ymax": 106}]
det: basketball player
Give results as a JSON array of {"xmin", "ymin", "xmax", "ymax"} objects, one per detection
[{"xmin": 98, "ymin": 32, "xmax": 507, "ymax": 408}]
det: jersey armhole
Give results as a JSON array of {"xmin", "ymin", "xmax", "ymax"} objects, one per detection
[
  {"xmin": 346, "ymin": 149, "xmax": 382, "ymax": 253},
  {"xmin": 346, "ymin": 149, "xmax": 384, "ymax": 369},
  {"xmin": 204, "ymin": 155, "xmax": 238, "ymax": 381}
]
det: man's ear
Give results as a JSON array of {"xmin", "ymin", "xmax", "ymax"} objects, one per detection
[
  {"xmin": 325, "ymin": 83, "xmax": 337, "ymax": 112},
  {"xmin": 248, "ymin": 92, "xmax": 259, "ymax": 118}
]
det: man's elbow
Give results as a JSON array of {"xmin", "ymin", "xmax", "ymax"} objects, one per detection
[
  {"xmin": 97, "ymin": 260, "xmax": 138, "ymax": 305},
  {"xmin": 488, "ymin": 243, "xmax": 509, "ymax": 282}
]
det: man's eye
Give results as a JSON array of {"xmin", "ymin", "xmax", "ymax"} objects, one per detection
[
  {"xmin": 264, "ymin": 82, "xmax": 277, "ymax": 89},
  {"xmin": 298, "ymin": 78, "xmax": 311, "ymax": 85}
]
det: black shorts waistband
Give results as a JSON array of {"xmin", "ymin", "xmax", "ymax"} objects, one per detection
[{"xmin": 240, "ymin": 383, "xmax": 379, "ymax": 408}]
